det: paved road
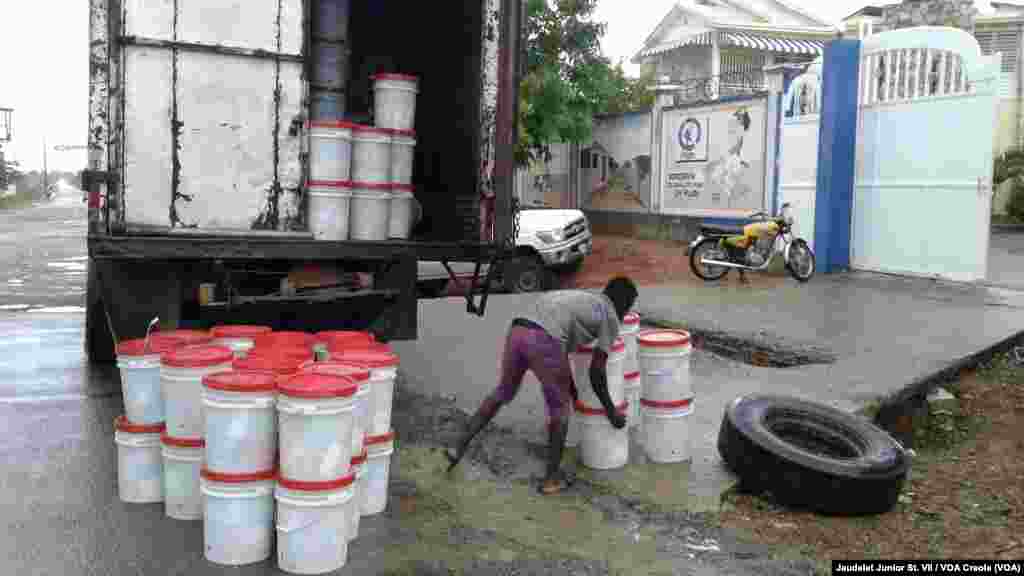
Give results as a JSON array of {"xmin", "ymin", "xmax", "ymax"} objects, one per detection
[
  {"xmin": 988, "ymin": 230, "xmax": 1024, "ymax": 288},
  {"xmin": 1, "ymin": 197, "xmax": 815, "ymax": 576}
]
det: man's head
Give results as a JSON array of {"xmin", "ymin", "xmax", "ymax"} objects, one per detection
[{"xmin": 603, "ymin": 276, "xmax": 638, "ymax": 321}]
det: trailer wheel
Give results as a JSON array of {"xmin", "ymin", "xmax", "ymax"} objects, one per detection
[
  {"xmin": 85, "ymin": 259, "xmax": 116, "ymax": 363},
  {"xmin": 717, "ymin": 394, "xmax": 909, "ymax": 516}
]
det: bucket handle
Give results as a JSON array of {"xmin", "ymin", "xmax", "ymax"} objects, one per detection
[
  {"xmin": 276, "ymin": 402, "xmax": 354, "ymax": 417},
  {"xmin": 142, "ymin": 316, "xmax": 160, "ymax": 354},
  {"xmin": 115, "ymin": 435, "xmax": 162, "ymax": 448}
]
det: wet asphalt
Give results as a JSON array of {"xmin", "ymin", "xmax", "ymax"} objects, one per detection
[{"xmin": 1, "ymin": 195, "xmax": 823, "ymax": 575}]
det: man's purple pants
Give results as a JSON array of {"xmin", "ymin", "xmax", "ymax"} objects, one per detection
[{"xmin": 492, "ymin": 324, "xmax": 575, "ymax": 424}]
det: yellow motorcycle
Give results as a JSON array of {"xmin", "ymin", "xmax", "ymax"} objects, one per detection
[{"xmin": 688, "ymin": 203, "xmax": 815, "ymax": 283}]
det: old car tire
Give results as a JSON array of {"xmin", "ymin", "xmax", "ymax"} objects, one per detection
[
  {"xmin": 717, "ymin": 395, "xmax": 909, "ymax": 516},
  {"xmin": 504, "ymin": 255, "xmax": 550, "ymax": 293}
]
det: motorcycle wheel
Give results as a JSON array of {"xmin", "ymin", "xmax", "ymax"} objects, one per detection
[
  {"xmin": 689, "ymin": 238, "xmax": 730, "ymax": 281},
  {"xmin": 787, "ymin": 240, "xmax": 815, "ymax": 283}
]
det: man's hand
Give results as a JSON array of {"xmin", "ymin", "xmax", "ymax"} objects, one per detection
[{"xmin": 606, "ymin": 409, "xmax": 627, "ymax": 429}]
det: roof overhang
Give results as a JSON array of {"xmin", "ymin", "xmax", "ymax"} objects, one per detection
[{"xmin": 635, "ymin": 26, "xmax": 837, "ymax": 61}]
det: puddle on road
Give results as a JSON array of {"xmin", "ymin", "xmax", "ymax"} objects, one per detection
[
  {"xmin": 642, "ymin": 322, "xmax": 836, "ymax": 369},
  {"xmin": 380, "ymin": 442, "xmax": 721, "ymax": 575}
]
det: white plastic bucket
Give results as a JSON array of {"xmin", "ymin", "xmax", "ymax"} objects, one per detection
[
  {"xmin": 620, "ymin": 312, "xmax": 641, "ymax": 379},
  {"xmin": 389, "ymin": 130, "xmax": 416, "ymax": 185},
  {"xmin": 308, "ymin": 121, "xmax": 354, "ymax": 182},
  {"xmin": 638, "ymin": 330, "xmax": 693, "ymax": 404},
  {"xmin": 298, "ymin": 361, "xmax": 373, "ymax": 457},
  {"xmin": 276, "ymin": 475, "xmax": 355, "ymax": 575},
  {"xmin": 117, "ymin": 339, "xmax": 172, "ymax": 425},
  {"xmin": 349, "ymin": 184, "xmax": 392, "ymax": 241},
  {"xmin": 388, "ymin": 186, "xmax": 415, "ymax": 239},
  {"xmin": 201, "ymin": 470, "xmax": 276, "ymax": 566},
  {"xmin": 372, "ymin": 73, "xmax": 419, "ymax": 131},
  {"xmin": 202, "ymin": 372, "xmax": 278, "ymax": 475},
  {"xmin": 161, "ymin": 434, "xmax": 204, "ymax": 520},
  {"xmin": 571, "ymin": 338, "xmax": 626, "ymax": 409},
  {"xmin": 160, "ymin": 346, "xmax": 234, "ymax": 438},
  {"xmin": 277, "ymin": 373, "xmax": 358, "ymax": 483},
  {"xmin": 347, "ymin": 452, "xmax": 366, "ymax": 542},
  {"xmin": 576, "ymin": 401, "xmax": 629, "ymax": 470},
  {"xmin": 308, "ymin": 180, "xmax": 353, "ymax": 241},
  {"xmin": 114, "ymin": 416, "xmax": 165, "ymax": 504},
  {"xmin": 351, "ymin": 126, "xmax": 392, "ymax": 183},
  {"xmin": 624, "ymin": 372, "xmax": 642, "ymax": 431},
  {"xmin": 361, "ymin": 431, "xmax": 394, "ymax": 516},
  {"xmin": 336, "ymin": 350, "xmax": 399, "ymax": 436},
  {"xmin": 640, "ymin": 398, "xmax": 694, "ymax": 463}
]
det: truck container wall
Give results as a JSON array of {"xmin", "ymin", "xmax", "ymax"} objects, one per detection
[{"xmin": 92, "ymin": 0, "xmax": 511, "ymax": 243}]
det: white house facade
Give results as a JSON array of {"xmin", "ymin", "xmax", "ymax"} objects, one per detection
[{"xmin": 631, "ymin": 1, "xmax": 839, "ymax": 102}]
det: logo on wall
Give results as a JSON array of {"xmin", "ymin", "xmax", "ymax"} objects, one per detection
[{"xmin": 676, "ymin": 116, "xmax": 708, "ymax": 163}]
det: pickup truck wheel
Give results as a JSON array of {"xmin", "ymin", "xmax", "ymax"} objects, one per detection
[{"xmin": 504, "ymin": 255, "xmax": 550, "ymax": 293}]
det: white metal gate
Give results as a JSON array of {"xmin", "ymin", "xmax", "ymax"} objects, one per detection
[
  {"xmin": 853, "ymin": 27, "xmax": 1000, "ymax": 282},
  {"xmin": 779, "ymin": 60, "xmax": 822, "ymax": 251}
]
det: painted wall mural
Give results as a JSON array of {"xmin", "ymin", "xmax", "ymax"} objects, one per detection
[{"xmin": 660, "ymin": 98, "xmax": 768, "ymax": 213}]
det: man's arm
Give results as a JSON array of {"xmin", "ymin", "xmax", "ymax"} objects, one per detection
[{"xmin": 589, "ymin": 349, "xmax": 626, "ymax": 429}]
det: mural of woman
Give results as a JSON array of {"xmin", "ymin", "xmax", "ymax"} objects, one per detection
[{"xmin": 705, "ymin": 107, "xmax": 752, "ymax": 208}]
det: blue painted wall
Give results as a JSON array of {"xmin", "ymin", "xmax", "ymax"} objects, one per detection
[{"xmin": 814, "ymin": 40, "xmax": 861, "ymax": 274}]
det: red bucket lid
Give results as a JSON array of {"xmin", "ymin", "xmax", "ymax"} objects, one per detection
[
  {"xmin": 349, "ymin": 181, "xmax": 393, "ymax": 191},
  {"xmin": 307, "ymin": 180, "xmax": 354, "ymax": 189},
  {"xmin": 640, "ymin": 397, "xmax": 693, "ymax": 409},
  {"xmin": 637, "ymin": 329, "xmax": 691, "ymax": 348},
  {"xmin": 232, "ymin": 354, "xmax": 307, "ymax": 376},
  {"xmin": 390, "ymin": 183, "xmax": 415, "ymax": 193},
  {"xmin": 335, "ymin": 349, "xmax": 399, "ymax": 368},
  {"xmin": 577, "ymin": 338, "xmax": 626, "ymax": 354},
  {"xmin": 204, "ymin": 370, "xmax": 277, "ymax": 393},
  {"xmin": 253, "ymin": 331, "xmax": 317, "ymax": 349},
  {"xmin": 625, "ymin": 371, "xmax": 641, "ymax": 381},
  {"xmin": 351, "ymin": 124, "xmax": 393, "ymax": 136},
  {"xmin": 329, "ymin": 340, "xmax": 393, "ymax": 356},
  {"xmin": 161, "ymin": 345, "xmax": 234, "ymax": 368},
  {"xmin": 278, "ymin": 472, "xmax": 356, "ymax": 492},
  {"xmin": 210, "ymin": 325, "xmax": 273, "ymax": 339},
  {"xmin": 388, "ymin": 128, "xmax": 416, "ymax": 138},
  {"xmin": 161, "ymin": 432, "xmax": 204, "ymax": 448},
  {"xmin": 277, "ymin": 373, "xmax": 358, "ymax": 399},
  {"xmin": 300, "ymin": 361, "xmax": 371, "ymax": 383},
  {"xmin": 149, "ymin": 329, "xmax": 213, "ymax": 347},
  {"xmin": 316, "ymin": 330, "xmax": 376, "ymax": 346},
  {"xmin": 114, "ymin": 415, "xmax": 165, "ymax": 434},
  {"xmin": 574, "ymin": 400, "xmax": 629, "ymax": 416},
  {"xmin": 623, "ymin": 312, "xmax": 641, "ymax": 325},
  {"xmin": 201, "ymin": 468, "xmax": 277, "ymax": 483},
  {"xmin": 247, "ymin": 346, "xmax": 316, "ymax": 363},
  {"xmin": 366, "ymin": 431, "xmax": 395, "ymax": 446},
  {"xmin": 372, "ymin": 72, "xmax": 419, "ymax": 83},
  {"xmin": 351, "ymin": 449, "xmax": 368, "ymax": 466},
  {"xmin": 116, "ymin": 338, "xmax": 178, "ymax": 357},
  {"xmin": 307, "ymin": 120, "xmax": 359, "ymax": 130}
]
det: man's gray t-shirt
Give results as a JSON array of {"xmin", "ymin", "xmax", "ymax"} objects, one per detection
[{"xmin": 523, "ymin": 290, "xmax": 620, "ymax": 354}]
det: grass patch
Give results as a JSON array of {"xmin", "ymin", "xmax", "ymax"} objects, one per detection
[{"xmin": 0, "ymin": 193, "xmax": 33, "ymax": 210}]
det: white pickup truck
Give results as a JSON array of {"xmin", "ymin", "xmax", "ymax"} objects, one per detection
[{"xmin": 418, "ymin": 207, "xmax": 593, "ymax": 294}]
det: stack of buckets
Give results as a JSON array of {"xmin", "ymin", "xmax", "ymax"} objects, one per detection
[
  {"xmin": 112, "ymin": 326, "xmax": 400, "ymax": 574},
  {"xmin": 564, "ymin": 316, "xmax": 695, "ymax": 468},
  {"xmin": 307, "ymin": 73, "xmax": 419, "ymax": 242},
  {"xmin": 637, "ymin": 329, "xmax": 694, "ymax": 463}
]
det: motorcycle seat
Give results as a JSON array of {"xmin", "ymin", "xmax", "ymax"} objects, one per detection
[{"xmin": 701, "ymin": 226, "xmax": 744, "ymax": 236}]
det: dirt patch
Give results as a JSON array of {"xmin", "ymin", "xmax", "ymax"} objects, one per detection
[
  {"xmin": 558, "ymin": 234, "xmax": 788, "ymax": 291},
  {"xmin": 717, "ymin": 351, "xmax": 1024, "ymax": 563}
]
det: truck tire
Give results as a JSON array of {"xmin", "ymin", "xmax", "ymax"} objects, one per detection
[
  {"xmin": 717, "ymin": 394, "xmax": 909, "ymax": 516},
  {"xmin": 85, "ymin": 259, "xmax": 117, "ymax": 364},
  {"xmin": 503, "ymin": 254, "xmax": 550, "ymax": 293}
]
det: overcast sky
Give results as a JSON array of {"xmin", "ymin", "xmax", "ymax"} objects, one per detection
[{"xmin": 0, "ymin": 0, "xmax": 998, "ymax": 172}]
